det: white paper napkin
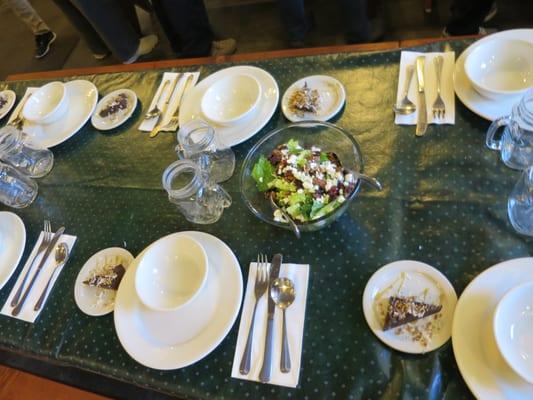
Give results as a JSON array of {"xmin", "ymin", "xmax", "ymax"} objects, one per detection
[
  {"xmin": 138, "ymin": 72, "xmax": 199, "ymax": 132},
  {"xmin": 1, "ymin": 231, "xmax": 77, "ymax": 322},
  {"xmin": 395, "ymin": 51, "xmax": 455, "ymax": 125},
  {"xmin": 231, "ymin": 262, "xmax": 309, "ymax": 388},
  {"xmin": 7, "ymin": 87, "xmax": 36, "ymax": 125}
]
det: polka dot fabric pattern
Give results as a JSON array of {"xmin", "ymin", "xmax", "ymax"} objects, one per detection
[{"xmin": 0, "ymin": 39, "xmax": 532, "ymax": 399}]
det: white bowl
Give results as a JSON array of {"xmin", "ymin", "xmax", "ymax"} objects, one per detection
[
  {"xmin": 201, "ymin": 74, "xmax": 261, "ymax": 126},
  {"xmin": 465, "ymin": 38, "xmax": 533, "ymax": 100},
  {"xmin": 23, "ymin": 81, "xmax": 68, "ymax": 125},
  {"xmin": 493, "ymin": 281, "xmax": 533, "ymax": 384},
  {"xmin": 135, "ymin": 234, "xmax": 208, "ymax": 312}
]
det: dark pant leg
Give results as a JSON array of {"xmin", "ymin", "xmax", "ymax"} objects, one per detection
[
  {"xmin": 277, "ymin": 0, "xmax": 308, "ymax": 43},
  {"xmin": 338, "ymin": 0, "xmax": 370, "ymax": 43},
  {"xmin": 52, "ymin": 0, "xmax": 109, "ymax": 55},
  {"xmin": 152, "ymin": 0, "xmax": 214, "ymax": 57},
  {"xmin": 446, "ymin": 0, "xmax": 494, "ymax": 35},
  {"xmin": 69, "ymin": 0, "xmax": 140, "ymax": 61}
]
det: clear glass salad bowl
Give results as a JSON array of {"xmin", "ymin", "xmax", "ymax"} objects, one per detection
[{"xmin": 240, "ymin": 121, "xmax": 382, "ymax": 234}]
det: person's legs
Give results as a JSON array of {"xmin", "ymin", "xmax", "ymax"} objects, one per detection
[
  {"xmin": 4, "ymin": 0, "xmax": 49, "ymax": 34},
  {"xmin": 338, "ymin": 0, "xmax": 370, "ymax": 43},
  {"xmin": 152, "ymin": 0, "xmax": 215, "ymax": 57},
  {"xmin": 52, "ymin": 0, "xmax": 109, "ymax": 58},
  {"xmin": 70, "ymin": 0, "xmax": 154, "ymax": 62},
  {"xmin": 277, "ymin": 0, "xmax": 309, "ymax": 47},
  {"xmin": 445, "ymin": 0, "xmax": 494, "ymax": 35}
]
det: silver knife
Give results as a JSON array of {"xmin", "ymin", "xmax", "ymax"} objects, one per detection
[
  {"xmin": 12, "ymin": 227, "xmax": 65, "ymax": 316},
  {"xmin": 415, "ymin": 56, "xmax": 428, "ymax": 137},
  {"xmin": 149, "ymin": 73, "xmax": 182, "ymax": 138},
  {"xmin": 259, "ymin": 253, "xmax": 282, "ymax": 383}
]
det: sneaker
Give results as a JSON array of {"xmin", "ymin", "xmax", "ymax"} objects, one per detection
[
  {"xmin": 210, "ymin": 38, "xmax": 237, "ymax": 56},
  {"xmin": 442, "ymin": 26, "xmax": 493, "ymax": 37},
  {"xmin": 123, "ymin": 34, "xmax": 158, "ymax": 64},
  {"xmin": 35, "ymin": 31, "xmax": 57, "ymax": 59},
  {"xmin": 93, "ymin": 51, "xmax": 110, "ymax": 60}
]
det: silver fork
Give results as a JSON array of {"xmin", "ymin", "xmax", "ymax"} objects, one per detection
[
  {"xmin": 156, "ymin": 74, "xmax": 194, "ymax": 132},
  {"xmin": 432, "ymin": 55, "xmax": 446, "ymax": 119},
  {"xmin": 10, "ymin": 220, "xmax": 52, "ymax": 307},
  {"xmin": 239, "ymin": 254, "xmax": 270, "ymax": 375}
]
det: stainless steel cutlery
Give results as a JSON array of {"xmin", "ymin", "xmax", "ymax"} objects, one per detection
[
  {"xmin": 33, "ymin": 242, "xmax": 69, "ymax": 311},
  {"xmin": 150, "ymin": 73, "xmax": 182, "ymax": 138},
  {"xmin": 415, "ymin": 56, "xmax": 428, "ymax": 137},
  {"xmin": 432, "ymin": 55, "xmax": 446, "ymax": 119}
]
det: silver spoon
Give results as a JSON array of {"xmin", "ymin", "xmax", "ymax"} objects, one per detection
[
  {"xmin": 144, "ymin": 79, "xmax": 170, "ymax": 120},
  {"xmin": 34, "ymin": 242, "xmax": 69, "ymax": 311},
  {"xmin": 271, "ymin": 277, "xmax": 296, "ymax": 373},
  {"xmin": 270, "ymin": 192, "xmax": 301, "ymax": 239},
  {"xmin": 393, "ymin": 65, "xmax": 416, "ymax": 115}
]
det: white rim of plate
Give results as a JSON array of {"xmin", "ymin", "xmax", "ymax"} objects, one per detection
[
  {"xmin": 362, "ymin": 260, "xmax": 457, "ymax": 354},
  {"xmin": 452, "ymin": 257, "xmax": 533, "ymax": 400},
  {"xmin": 0, "ymin": 211, "xmax": 26, "ymax": 290},
  {"xmin": 454, "ymin": 29, "xmax": 533, "ymax": 122},
  {"xmin": 0, "ymin": 90, "xmax": 16, "ymax": 120},
  {"xmin": 113, "ymin": 231, "xmax": 243, "ymax": 370},
  {"xmin": 178, "ymin": 65, "xmax": 279, "ymax": 147},
  {"xmin": 91, "ymin": 89, "xmax": 138, "ymax": 131},
  {"xmin": 281, "ymin": 75, "xmax": 346, "ymax": 122},
  {"xmin": 74, "ymin": 247, "xmax": 134, "ymax": 316}
]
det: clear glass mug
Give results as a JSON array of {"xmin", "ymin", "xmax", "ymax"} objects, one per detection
[
  {"xmin": 486, "ymin": 89, "xmax": 533, "ymax": 170},
  {"xmin": 0, "ymin": 161, "xmax": 38, "ymax": 208},
  {"xmin": 162, "ymin": 159, "xmax": 231, "ymax": 224},
  {"xmin": 0, "ymin": 126, "xmax": 54, "ymax": 178},
  {"xmin": 176, "ymin": 119, "xmax": 235, "ymax": 183},
  {"xmin": 508, "ymin": 166, "xmax": 533, "ymax": 236}
]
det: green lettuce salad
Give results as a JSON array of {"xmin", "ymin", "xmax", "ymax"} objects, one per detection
[{"xmin": 251, "ymin": 139, "xmax": 356, "ymax": 222}]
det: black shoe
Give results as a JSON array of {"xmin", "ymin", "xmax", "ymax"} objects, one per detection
[{"xmin": 35, "ymin": 31, "xmax": 57, "ymax": 59}]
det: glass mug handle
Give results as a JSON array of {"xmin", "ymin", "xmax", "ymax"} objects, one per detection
[
  {"xmin": 212, "ymin": 184, "xmax": 232, "ymax": 208},
  {"xmin": 486, "ymin": 115, "xmax": 512, "ymax": 150}
]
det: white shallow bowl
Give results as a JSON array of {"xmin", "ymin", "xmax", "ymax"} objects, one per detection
[
  {"xmin": 201, "ymin": 74, "xmax": 261, "ymax": 125},
  {"xmin": 464, "ymin": 38, "xmax": 533, "ymax": 100},
  {"xmin": 493, "ymin": 281, "xmax": 533, "ymax": 384},
  {"xmin": 135, "ymin": 234, "xmax": 208, "ymax": 312},
  {"xmin": 23, "ymin": 81, "xmax": 68, "ymax": 124}
]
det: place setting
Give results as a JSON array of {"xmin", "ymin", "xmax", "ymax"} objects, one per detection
[
  {"xmin": 1, "ymin": 220, "xmax": 77, "ymax": 322},
  {"xmin": 6, "ymin": 80, "xmax": 98, "ymax": 149}
]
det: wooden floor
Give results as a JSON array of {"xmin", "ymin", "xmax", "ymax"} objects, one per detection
[{"xmin": 0, "ymin": 365, "xmax": 109, "ymax": 400}]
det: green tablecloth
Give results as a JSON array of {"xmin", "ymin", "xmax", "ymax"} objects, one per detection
[{"xmin": 1, "ymin": 39, "xmax": 532, "ymax": 399}]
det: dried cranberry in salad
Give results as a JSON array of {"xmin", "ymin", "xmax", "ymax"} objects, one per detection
[{"xmin": 251, "ymin": 139, "xmax": 356, "ymax": 222}]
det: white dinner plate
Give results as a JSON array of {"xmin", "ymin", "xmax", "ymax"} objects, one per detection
[
  {"xmin": 281, "ymin": 75, "xmax": 345, "ymax": 122},
  {"xmin": 454, "ymin": 29, "xmax": 533, "ymax": 121},
  {"xmin": 452, "ymin": 257, "xmax": 533, "ymax": 399},
  {"xmin": 114, "ymin": 231, "xmax": 243, "ymax": 370},
  {"xmin": 19, "ymin": 80, "xmax": 98, "ymax": 148},
  {"xmin": 0, "ymin": 211, "xmax": 26, "ymax": 290},
  {"xmin": 362, "ymin": 260, "xmax": 457, "ymax": 354},
  {"xmin": 179, "ymin": 66, "xmax": 279, "ymax": 147},
  {"xmin": 0, "ymin": 90, "xmax": 16, "ymax": 120},
  {"xmin": 74, "ymin": 247, "xmax": 134, "ymax": 316},
  {"xmin": 91, "ymin": 89, "xmax": 137, "ymax": 131}
]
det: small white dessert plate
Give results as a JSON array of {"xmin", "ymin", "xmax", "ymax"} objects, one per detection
[
  {"xmin": 0, "ymin": 212, "xmax": 26, "ymax": 290},
  {"xmin": 493, "ymin": 281, "xmax": 533, "ymax": 385},
  {"xmin": 281, "ymin": 75, "xmax": 345, "ymax": 122},
  {"xmin": 179, "ymin": 66, "xmax": 279, "ymax": 147},
  {"xmin": 454, "ymin": 29, "xmax": 533, "ymax": 121},
  {"xmin": 91, "ymin": 89, "xmax": 137, "ymax": 131},
  {"xmin": 8, "ymin": 80, "xmax": 98, "ymax": 148},
  {"xmin": 74, "ymin": 247, "xmax": 134, "ymax": 316},
  {"xmin": 114, "ymin": 231, "xmax": 243, "ymax": 370},
  {"xmin": 362, "ymin": 260, "xmax": 457, "ymax": 354},
  {"xmin": 0, "ymin": 90, "xmax": 16, "ymax": 120},
  {"xmin": 453, "ymin": 258, "xmax": 533, "ymax": 399}
]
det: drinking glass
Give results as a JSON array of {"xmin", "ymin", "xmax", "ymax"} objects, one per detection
[
  {"xmin": 162, "ymin": 159, "xmax": 231, "ymax": 224},
  {"xmin": 0, "ymin": 161, "xmax": 38, "ymax": 208},
  {"xmin": 0, "ymin": 126, "xmax": 54, "ymax": 178},
  {"xmin": 508, "ymin": 166, "xmax": 533, "ymax": 236},
  {"xmin": 176, "ymin": 119, "xmax": 235, "ymax": 183},
  {"xmin": 486, "ymin": 89, "xmax": 533, "ymax": 170}
]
